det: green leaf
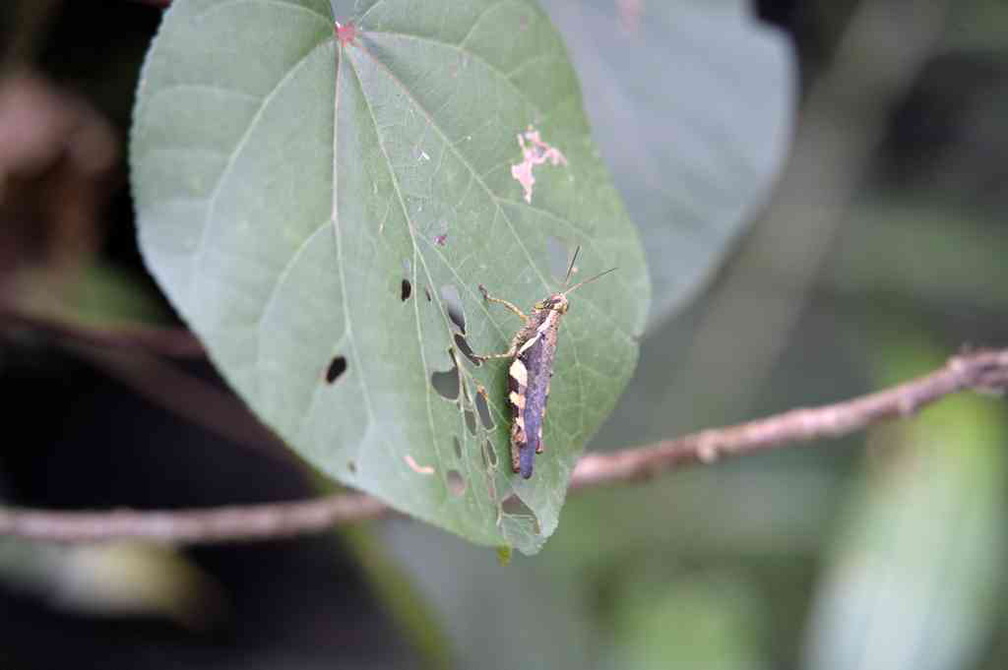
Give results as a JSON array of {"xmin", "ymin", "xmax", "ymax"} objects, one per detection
[
  {"xmin": 802, "ymin": 340, "xmax": 1007, "ymax": 670},
  {"xmin": 130, "ymin": 0, "xmax": 649, "ymax": 554},
  {"xmin": 540, "ymin": 0, "xmax": 795, "ymax": 328}
]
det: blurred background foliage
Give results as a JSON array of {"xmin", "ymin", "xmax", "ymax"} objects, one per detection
[{"xmin": 0, "ymin": 0, "xmax": 1006, "ymax": 669}]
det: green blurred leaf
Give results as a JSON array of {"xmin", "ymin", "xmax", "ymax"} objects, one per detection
[
  {"xmin": 130, "ymin": 0, "xmax": 649, "ymax": 553},
  {"xmin": 540, "ymin": 0, "xmax": 795, "ymax": 328},
  {"xmin": 0, "ymin": 539, "xmax": 225, "ymax": 629},
  {"xmin": 611, "ymin": 573, "xmax": 768, "ymax": 670},
  {"xmin": 69, "ymin": 263, "xmax": 175, "ymax": 326},
  {"xmin": 802, "ymin": 340, "xmax": 1007, "ymax": 670}
]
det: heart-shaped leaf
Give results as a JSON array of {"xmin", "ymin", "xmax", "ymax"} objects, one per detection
[
  {"xmin": 130, "ymin": 0, "xmax": 649, "ymax": 554},
  {"xmin": 541, "ymin": 0, "xmax": 795, "ymax": 329}
]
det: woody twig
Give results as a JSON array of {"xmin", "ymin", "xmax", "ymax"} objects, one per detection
[{"xmin": 1, "ymin": 347, "xmax": 1005, "ymax": 544}]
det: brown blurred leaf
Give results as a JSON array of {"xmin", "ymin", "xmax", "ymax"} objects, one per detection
[{"xmin": 0, "ymin": 72, "xmax": 118, "ymax": 294}]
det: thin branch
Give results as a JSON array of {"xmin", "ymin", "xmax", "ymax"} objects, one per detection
[
  {"xmin": 569, "ymin": 347, "xmax": 1008, "ymax": 489},
  {"xmin": 1, "ymin": 347, "xmax": 1005, "ymax": 544}
]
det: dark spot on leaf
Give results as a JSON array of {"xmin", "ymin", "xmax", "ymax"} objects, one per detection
[
  {"xmin": 446, "ymin": 470, "xmax": 466, "ymax": 496},
  {"xmin": 424, "ymin": 287, "xmax": 432, "ymax": 302},
  {"xmin": 347, "ymin": 460, "xmax": 357, "ymax": 474},
  {"xmin": 430, "ymin": 351, "xmax": 460, "ymax": 400},
  {"xmin": 453, "ymin": 333, "xmax": 481, "ymax": 366},
  {"xmin": 325, "ymin": 356, "xmax": 347, "ymax": 384},
  {"xmin": 464, "ymin": 408, "xmax": 477, "ymax": 435},
  {"xmin": 483, "ymin": 440, "xmax": 499, "ymax": 468},
  {"xmin": 475, "ymin": 390, "xmax": 494, "ymax": 429},
  {"xmin": 440, "ymin": 284, "xmax": 466, "ymax": 333},
  {"xmin": 401, "ymin": 278, "xmax": 412, "ymax": 301},
  {"xmin": 453, "ymin": 437, "xmax": 462, "ymax": 460}
]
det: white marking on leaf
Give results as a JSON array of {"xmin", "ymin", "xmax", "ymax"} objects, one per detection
[
  {"xmin": 405, "ymin": 454, "xmax": 435, "ymax": 475},
  {"xmin": 510, "ymin": 126, "xmax": 567, "ymax": 203}
]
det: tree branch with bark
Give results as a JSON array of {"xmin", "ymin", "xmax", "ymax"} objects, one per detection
[{"xmin": 1, "ymin": 346, "xmax": 1004, "ymax": 544}]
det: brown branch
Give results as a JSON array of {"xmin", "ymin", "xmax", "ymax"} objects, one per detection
[{"xmin": 1, "ymin": 347, "xmax": 1005, "ymax": 544}]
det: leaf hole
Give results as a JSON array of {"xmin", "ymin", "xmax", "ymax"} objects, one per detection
[
  {"xmin": 453, "ymin": 333, "xmax": 481, "ymax": 367},
  {"xmin": 502, "ymin": 495, "xmax": 541, "ymax": 534},
  {"xmin": 401, "ymin": 278, "xmax": 412, "ymax": 301},
  {"xmin": 325, "ymin": 356, "xmax": 348, "ymax": 384},
  {"xmin": 464, "ymin": 408, "xmax": 477, "ymax": 436},
  {"xmin": 453, "ymin": 436, "xmax": 462, "ymax": 460},
  {"xmin": 475, "ymin": 390, "xmax": 494, "ymax": 429},
  {"xmin": 430, "ymin": 351, "xmax": 460, "ymax": 400},
  {"xmin": 446, "ymin": 470, "xmax": 466, "ymax": 496},
  {"xmin": 483, "ymin": 440, "xmax": 499, "ymax": 468},
  {"xmin": 502, "ymin": 493, "xmax": 537, "ymax": 517},
  {"xmin": 440, "ymin": 284, "xmax": 466, "ymax": 333}
]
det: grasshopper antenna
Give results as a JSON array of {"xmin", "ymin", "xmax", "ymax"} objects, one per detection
[
  {"xmin": 562, "ymin": 246, "xmax": 582, "ymax": 287},
  {"xmin": 562, "ymin": 266, "xmax": 617, "ymax": 296}
]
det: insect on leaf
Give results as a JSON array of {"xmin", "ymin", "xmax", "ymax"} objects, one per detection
[{"xmin": 130, "ymin": 0, "xmax": 649, "ymax": 554}]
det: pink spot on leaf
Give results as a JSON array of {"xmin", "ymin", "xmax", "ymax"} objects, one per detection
[
  {"xmin": 405, "ymin": 454, "xmax": 435, "ymax": 475},
  {"xmin": 510, "ymin": 126, "xmax": 568, "ymax": 204},
  {"xmin": 335, "ymin": 21, "xmax": 358, "ymax": 47},
  {"xmin": 434, "ymin": 234, "xmax": 448, "ymax": 247}
]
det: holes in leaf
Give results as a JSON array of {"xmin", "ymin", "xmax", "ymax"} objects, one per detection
[
  {"xmin": 454, "ymin": 333, "xmax": 481, "ymax": 367},
  {"xmin": 430, "ymin": 351, "xmax": 460, "ymax": 400},
  {"xmin": 502, "ymin": 494, "xmax": 536, "ymax": 517},
  {"xmin": 440, "ymin": 284, "xmax": 466, "ymax": 333},
  {"xmin": 453, "ymin": 436, "xmax": 462, "ymax": 460},
  {"xmin": 546, "ymin": 235, "xmax": 574, "ymax": 282},
  {"xmin": 401, "ymin": 278, "xmax": 412, "ymax": 301},
  {"xmin": 475, "ymin": 390, "xmax": 494, "ymax": 429},
  {"xmin": 325, "ymin": 356, "xmax": 348, "ymax": 384},
  {"xmin": 446, "ymin": 470, "xmax": 466, "ymax": 496},
  {"xmin": 464, "ymin": 408, "xmax": 477, "ymax": 436},
  {"xmin": 502, "ymin": 494, "xmax": 540, "ymax": 534},
  {"xmin": 483, "ymin": 440, "xmax": 499, "ymax": 468}
]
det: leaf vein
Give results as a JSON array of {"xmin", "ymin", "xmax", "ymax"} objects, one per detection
[
  {"xmin": 188, "ymin": 37, "xmax": 331, "ymax": 312},
  {"xmin": 195, "ymin": 0, "xmax": 332, "ymax": 27}
]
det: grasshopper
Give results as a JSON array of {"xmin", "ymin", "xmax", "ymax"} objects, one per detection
[{"xmin": 475, "ymin": 249, "xmax": 615, "ymax": 478}]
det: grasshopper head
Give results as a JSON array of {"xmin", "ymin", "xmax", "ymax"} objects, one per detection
[{"xmin": 536, "ymin": 293, "xmax": 569, "ymax": 314}]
